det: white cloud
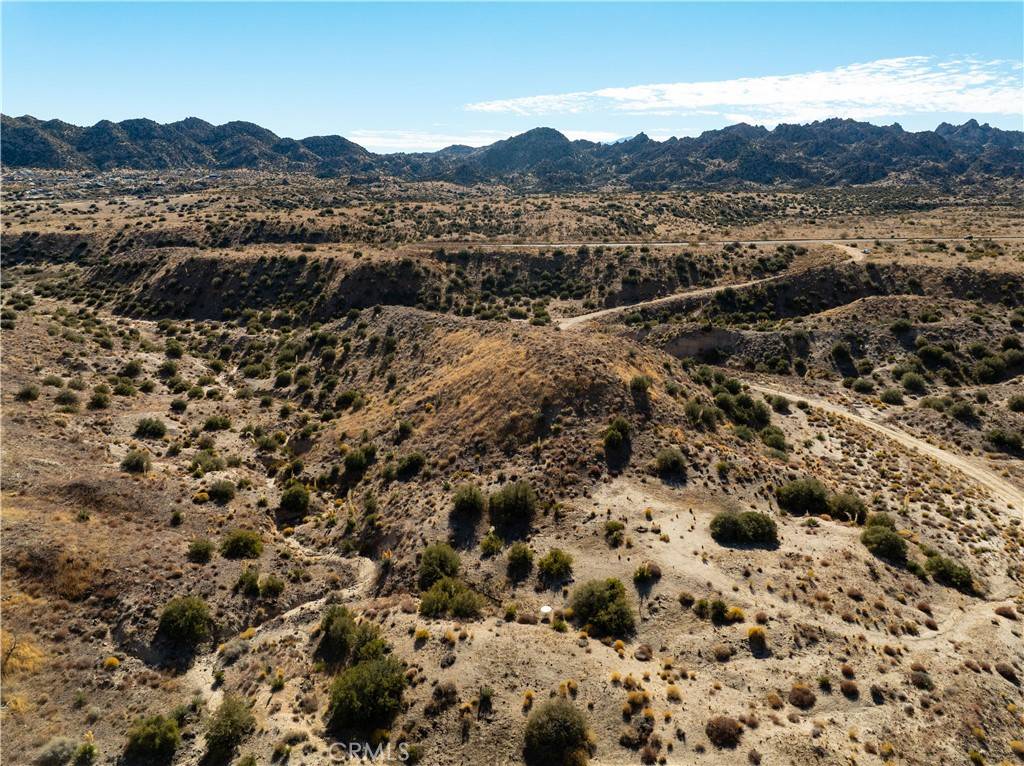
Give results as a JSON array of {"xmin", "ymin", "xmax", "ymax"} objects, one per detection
[
  {"xmin": 561, "ymin": 129, "xmax": 621, "ymax": 143},
  {"xmin": 465, "ymin": 56, "xmax": 1024, "ymax": 124}
]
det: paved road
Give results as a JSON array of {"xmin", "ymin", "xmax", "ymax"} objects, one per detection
[{"xmin": 557, "ymin": 241, "xmax": 865, "ymax": 331}]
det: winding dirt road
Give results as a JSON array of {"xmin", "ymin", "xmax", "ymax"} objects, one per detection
[
  {"xmin": 747, "ymin": 381, "xmax": 1024, "ymax": 513},
  {"xmin": 556, "ymin": 239, "xmax": 1023, "ymax": 512},
  {"xmin": 557, "ymin": 240, "xmax": 866, "ymax": 331}
]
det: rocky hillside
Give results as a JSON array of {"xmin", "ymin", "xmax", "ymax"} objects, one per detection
[{"xmin": 4, "ymin": 114, "xmax": 1021, "ymax": 189}]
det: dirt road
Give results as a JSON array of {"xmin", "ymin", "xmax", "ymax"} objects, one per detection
[
  {"xmin": 557, "ymin": 240, "xmax": 866, "ymax": 331},
  {"xmin": 747, "ymin": 381, "xmax": 1024, "ymax": 513}
]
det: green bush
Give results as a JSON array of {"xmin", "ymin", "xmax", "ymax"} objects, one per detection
[
  {"xmin": 207, "ymin": 480, "xmax": 235, "ymax": 505},
  {"xmin": 15, "ymin": 384, "xmax": 40, "ymax": 402},
  {"xmin": 926, "ymin": 555, "xmax": 973, "ymax": 593},
  {"xmin": 828, "ymin": 492, "xmax": 867, "ymax": 523},
  {"xmin": 158, "ymin": 596, "xmax": 211, "ymax": 648},
  {"xmin": 603, "ymin": 416, "xmax": 631, "ymax": 452},
  {"xmin": 655, "ymin": 447, "xmax": 686, "ymax": 478},
  {"xmin": 419, "ymin": 577, "xmax": 482, "ymax": 619},
  {"xmin": 570, "ymin": 578, "xmax": 635, "ymax": 638},
  {"xmin": 986, "ymin": 428, "xmax": 1023, "ymax": 453},
  {"xmin": 880, "ymin": 388, "xmax": 904, "ymax": 405},
  {"xmin": 318, "ymin": 605, "xmax": 357, "ymax": 664},
  {"xmin": 260, "ymin": 575, "xmax": 285, "ymax": 598},
  {"xmin": 775, "ymin": 478, "xmax": 829, "ymax": 515},
  {"xmin": 507, "ymin": 542, "xmax": 534, "ymax": 580},
  {"xmin": 1008, "ymin": 395, "xmax": 1024, "ymax": 413},
  {"xmin": 204, "ymin": 694, "xmax": 255, "ymax": 763},
  {"xmin": 219, "ymin": 529, "xmax": 263, "ymax": 559},
  {"xmin": 279, "ymin": 482, "xmax": 310, "ymax": 517},
  {"xmin": 537, "ymin": 548, "xmax": 573, "ymax": 582},
  {"xmin": 134, "ymin": 418, "xmax": 167, "ymax": 439},
  {"xmin": 523, "ymin": 698, "xmax": 590, "ymax": 766},
  {"xmin": 860, "ymin": 523, "xmax": 907, "ymax": 565},
  {"xmin": 489, "ymin": 480, "xmax": 537, "ymax": 529},
  {"xmin": 187, "ymin": 538, "xmax": 213, "ymax": 564},
  {"xmin": 709, "ymin": 511, "xmax": 778, "ymax": 546},
  {"xmin": 204, "ymin": 415, "xmax": 231, "ymax": 431},
  {"xmin": 326, "ymin": 658, "xmax": 406, "ymax": 734},
  {"xmin": 901, "ymin": 372, "xmax": 927, "ymax": 395},
  {"xmin": 452, "ymin": 484, "xmax": 486, "ymax": 517},
  {"xmin": 418, "ymin": 543, "xmax": 460, "ymax": 589},
  {"xmin": 125, "ymin": 714, "xmax": 180, "ymax": 762},
  {"xmin": 121, "ymin": 449, "xmax": 151, "ymax": 474},
  {"xmin": 396, "ymin": 451, "xmax": 425, "ymax": 479}
]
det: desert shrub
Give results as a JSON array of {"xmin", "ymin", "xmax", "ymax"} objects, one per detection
[
  {"xmin": 537, "ymin": 548, "xmax": 574, "ymax": 582},
  {"xmin": 775, "ymin": 478, "xmax": 829, "ymax": 515},
  {"xmin": 187, "ymin": 538, "xmax": 213, "ymax": 564},
  {"xmin": 570, "ymin": 578, "xmax": 635, "ymax": 638},
  {"xmin": 33, "ymin": 737, "xmax": 76, "ymax": 766},
  {"xmin": 207, "ymin": 480, "xmax": 235, "ymax": 505},
  {"xmin": 715, "ymin": 391, "xmax": 771, "ymax": 430},
  {"xmin": 279, "ymin": 482, "xmax": 310, "ymax": 517},
  {"xmin": 203, "ymin": 415, "xmax": 231, "ymax": 431},
  {"xmin": 343, "ymin": 443, "xmax": 376, "ymax": 474},
  {"xmin": 16, "ymin": 383, "xmax": 40, "ymax": 402},
  {"xmin": 986, "ymin": 428, "xmax": 1023, "ymax": 453},
  {"xmin": 603, "ymin": 416, "xmax": 631, "ymax": 452},
  {"xmin": 318, "ymin": 605, "xmax": 357, "ymax": 664},
  {"xmin": 709, "ymin": 511, "xmax": 778, "ymax": 546},
  {"xmin": 851, "ymin": 378, "xmax": 874, "ymax": 394},
  {"xmin": 396, "ymin": 451, "xmax": 425, "ymax": 479},
  {"xmin": 948, "ymin": 401, "xmax": 975, "ymax": 421},
  {"xmin": 860, "ymin": 523, "xmax": 907, "ymax": 565},
  {"xmin": 158, "ymin": 596, "xmax": 210, "ymax": 648},
  {"xmin": 880, "ymin": 388, "xmax": 904, "ymax": 405},
  {"xmin": 759, "ymin": 425, "xmax": 788, "ymax": 451},
  {"xmin": 901, "ymin": 372, "xmax": 927, "ymax": 395},
  {"xmin": 125, "ymin": 714, "xmax": 180, "ymax": 762},
  {"xmin": 134, "ymin": 418, "xmax": 166, "ymax": 439},
  {"xmin": 1008, "ymin": 395, "xmax": 1024, "ymax": 413},
  {"xmin": 788, "ymin": 683, "xmax": 816, "ymax": 709},
  {"xmin": 828, "ymin": 492, "xmax": 867, "ymax": 523},
  {"xmin": 655, "ymin": 447, "xmax": 686, "ymax": 478},
  {"xmin": 479, "ymin": 531, "xmax": 503, "ymax": 556},
  {"xmin": 204, "ymin": 694, "xmax": 255, "ymax": 763},
  {"xmin": 418, "ymin": 543, "xmax": 460, "ymax": 589},
  {"xmin": 88, "ymin": 391, "xmax": 111, "ymax": 409},
  {"xmin": 121, "ymin": 449, "xmax": 151, "ymax": 474},
  {"xmin": 507, "ymin": 542, "xmax": 534, "ymax": 579},
  {"xmin": 705, "ymin": 715, "xmax": 742, "ymax": 748},
  {"xmin": 523, "ymin": 698, "xmax": 590, "ymax": 766},
  {"xmin": 925, "ymin": 555, "xmax": 974, "ymax": 593},
  {"xmin": 54, "ymin": 389, "xmax": 80, "ymax": 408},
  {"xmin": 419, "ymin": 577, "xmax": 482, "ymax": 619},
  {"xmin": 489, "ymin": 480, "xmax": 537, "ymax": 529},
  {"xmin": 326, "ymin": 658, "xmax": 406, "ymax": 734},
  {"xmin": 604, "ymin": 520, "xmax": 625, "ymax": 547},
  {"xmin": 219, "ymin": 529, "xmax": 263, "ymax": 559},
  {"xmin": 632, "ymin": 561, "xmax": 661, "ymax": 586},
  {"xmin": 452, "ymin": 484, "xmax": 486, "ymax": 518},
  {"xmin": 259, "ymin": 575, "xmax": 285, "ymax": 598}
]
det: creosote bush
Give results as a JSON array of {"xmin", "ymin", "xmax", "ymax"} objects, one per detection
[
  {"xmin": 219, "ymin": 529, "xmax": 263, "ymax": 559},
  {"xmin": 158, "ymin": 596, "xmax": 210, "ymax": 649},
  {"xmin": 205, "ymin": 694, "xmax": 255, "ymax": 763},
  {"xmin": 125, "ymin": 714, "xmax": 180, "ymax": 762},
  {"xmin": 419, "ymin": 577, "xmax": 482, "ymax": 619},
  {"xmin": 709, "ymin": 511, "xmax": 778, "ymax": 547},
  {"xmin": 452, "ymin": 484, "xmax": 486, "ymax": 518},
  {"xmin": 488, "ymin": 479, "xmax": 537, "ymax": 529},
  {"xmin": 523, "ymin": 698, "xmax": 591, "ymax": 766},
  {"xmin": 570, "ymin": 578, "xmax": 635, "ymax": 638},
  {"xmin": 121, "ymin": 449, "xmax": 151, "ymax": 474},
  {"xmin": 775, "ymin": 478, "xmax": 829, "ymax": 515},
  {"xmin": 418, "ymin": 542, "xmax": 460, "ymax": 589},
  {"xmin": 134, "ymin": 417, "xmax": 167, "ymax": 439},
  {"xmin": 860, "ymin": 514, "xmax": 907, "ymax": 565},
  {"xmin": 326, "ymin": 657, "xmax": 406, "ymax": 735},
  {"xmin": 279, "ymin": 481, "xmax": 310, "ymax": 517},
  {"xmin": 538, "ymin": 548, "xmax": 574, "ymax": 582}
]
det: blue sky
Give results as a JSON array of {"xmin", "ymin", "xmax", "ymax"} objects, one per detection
[{"xmin": 3, "ymin": 2, "xmax": 1022, "ymax": 152}]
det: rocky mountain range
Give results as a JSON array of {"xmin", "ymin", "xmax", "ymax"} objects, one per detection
[{"xmin": 3, "ymin": 114, "xmax": 1021, "ymax": 189}]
